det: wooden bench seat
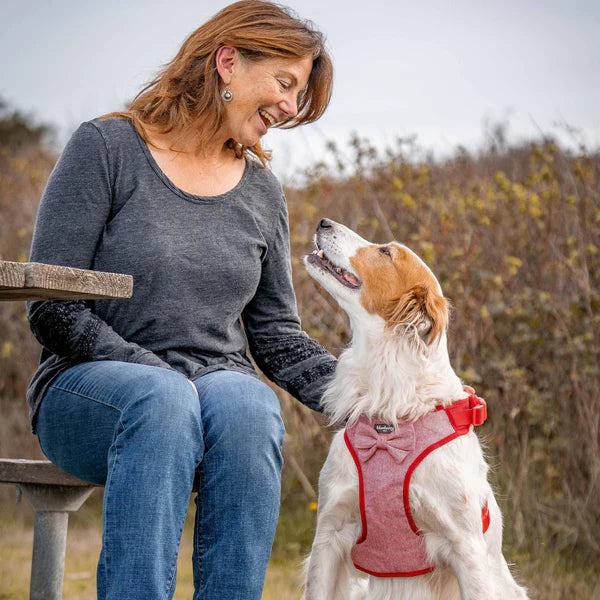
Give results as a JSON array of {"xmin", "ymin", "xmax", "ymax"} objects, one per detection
[{"xmin": 0, "ymin": 459, "xmax": 99, "ymax": 600}]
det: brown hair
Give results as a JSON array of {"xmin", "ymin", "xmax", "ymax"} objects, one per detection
[{"xmin": 103, "ymin": 0, "xmax": 333, "ymax": 164}]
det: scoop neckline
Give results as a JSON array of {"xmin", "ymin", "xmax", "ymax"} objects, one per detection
[{"xmin": 130, "ymin": 120, "xmax": 251, "ymax": 203}]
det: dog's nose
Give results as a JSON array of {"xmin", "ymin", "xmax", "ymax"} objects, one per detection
[{"xmin": 318, "ymin": 218, "xmax": 334, "ymax": 230}]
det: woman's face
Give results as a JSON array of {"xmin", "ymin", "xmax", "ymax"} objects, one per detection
[{"xmin": 221, "ymin": 52, "xmax": 313, "ymax": 147}]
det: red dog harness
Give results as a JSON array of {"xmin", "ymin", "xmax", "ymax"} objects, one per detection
[{"xmin": 344, "ymin": 394, "xmax": 489, "ymax": 577}]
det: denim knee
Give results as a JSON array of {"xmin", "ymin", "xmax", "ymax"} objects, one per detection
[
  {"xmin": 123, "ymin": 368, "xmax": 203, "ymax": 452},
  {"xmin": 199, "ymin": 373, "xmax": 284, "ymax": 467},
  {"xmin": 225, "ymin": 377, "xmax": 283, "ymax": 449},
  {"xmin": 237, "ymin": 379, "xmax": 284, "ymax": 436}
]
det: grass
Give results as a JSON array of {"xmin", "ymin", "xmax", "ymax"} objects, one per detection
[
  {"xmin": 1, "ymin": 488, "xmax": 599, "ymax": 599},
  {"xmin": 0, "ymin": 489, "xmax": 303, "ymax": 600},
  {"xmin": 0, "ymin": 524, "xmax": 302, "ymax": 600}
]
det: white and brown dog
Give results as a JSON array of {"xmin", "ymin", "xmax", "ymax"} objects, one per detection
[{"xmin": 303, "ymin": 219, "xmax": 528, "ymax": 600}]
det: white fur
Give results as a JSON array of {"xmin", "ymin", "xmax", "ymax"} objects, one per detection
[{"xmin": 303, "ymin": 221, "xmax": 529, "ymax": 600}]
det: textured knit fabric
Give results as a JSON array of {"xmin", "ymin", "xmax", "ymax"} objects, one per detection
[
  {"xmin": 26, "ymin": 117, "xmax": 336, "ymax": 431},
  {"xmin": 344, "ymin": 408, "xmax": 467, "ymax": 577}
]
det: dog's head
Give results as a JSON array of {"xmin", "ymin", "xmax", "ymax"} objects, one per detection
[{"xmin": 304, "ymin": 218, "xmax": 448, "ymax": 347}]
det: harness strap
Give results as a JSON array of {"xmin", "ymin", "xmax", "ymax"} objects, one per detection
[
  {"xmin": 445, "ymin": 393, "xmax": 490, "ymax": 534},
  {"xmin": 482, "ymin": 501, "xmax": 491, "ymax": 533}
]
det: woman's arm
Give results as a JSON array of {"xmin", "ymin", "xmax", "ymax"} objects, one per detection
[
  {"xmin": 27, "ymin": 121, "xmax": 172, "ymax": 371},
  {"xmin": 242, "ymin": 201, "xmax": 336, "ymax": 412}
]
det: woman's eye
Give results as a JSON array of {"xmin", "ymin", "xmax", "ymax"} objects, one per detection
[
  {"xmin": 278, "ymin": 79, "xmax": 291, "ymax": 91},
  {"xmin": 379, "ymin": 246, "xmax": 391, "ymax": 257}
]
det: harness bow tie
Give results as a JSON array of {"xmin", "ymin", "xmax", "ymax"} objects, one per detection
[{"xmin": 354, "ymin": 421, "xmax": 416, "ymax": 463}]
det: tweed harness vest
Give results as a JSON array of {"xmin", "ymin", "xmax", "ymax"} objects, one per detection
[{"xmin": 344, "ymin": 393, "xmax": 489, "ymax": 577}]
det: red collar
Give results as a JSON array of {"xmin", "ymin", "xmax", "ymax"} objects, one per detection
[{"xmin": 354, "ymin": 389, "xmax": 487, "ymax": 431}]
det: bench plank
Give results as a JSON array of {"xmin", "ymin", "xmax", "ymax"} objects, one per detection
[
  {"xmin": 1, "ymin": 458, "xmax": 200, "ymax": 491},
  {"xmin": 0, "ymin": 261, "xmax": 133, "ymax": 301},
  {"xmin": 0, "ymin": 459, "xmax": 100, "ymax": 487}
]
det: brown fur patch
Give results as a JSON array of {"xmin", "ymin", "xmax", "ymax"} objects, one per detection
[{"xmin": 350, "ymin": 243, "xmax": 448, "ymax": 344}]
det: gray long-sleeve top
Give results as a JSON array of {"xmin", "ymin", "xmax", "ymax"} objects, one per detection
[{"xmin": 26, "ymin": 117, "xmax": 335, "ymax": 431}]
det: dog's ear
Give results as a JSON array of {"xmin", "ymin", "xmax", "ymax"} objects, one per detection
[{"xmin": 387, "ymin": 284, "xmax": 449, "ymax": 345}]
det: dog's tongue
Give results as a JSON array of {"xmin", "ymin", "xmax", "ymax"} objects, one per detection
[{"xmin": 343, "ymin": 271, "xmax": 360, "ymax": 286}]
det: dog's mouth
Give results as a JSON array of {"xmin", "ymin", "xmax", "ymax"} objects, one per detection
[{"xmin": 307, "ymin": 248, "xmax": 361, "ymax": 289}]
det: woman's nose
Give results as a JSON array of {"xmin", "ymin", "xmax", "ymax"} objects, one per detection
[{"xmin": 280, "ymin": 96, "xmax": 298, "ymax": 118}]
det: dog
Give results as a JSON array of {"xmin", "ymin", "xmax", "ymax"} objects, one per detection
[{"xmin": 302, "ymin": 218, "xmax": 528, "ymax": 600}]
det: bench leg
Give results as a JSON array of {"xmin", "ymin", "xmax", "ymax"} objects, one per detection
[
  {"xmin": 18, "ymin": 484, "xmax": 95, "ymax": 600},
  {"xmin": 30, "ymin": 511, "xmax": 69, "ymax": 600}
]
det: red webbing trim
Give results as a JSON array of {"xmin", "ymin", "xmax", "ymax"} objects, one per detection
[
  {"xmin": 482, "ymin": 501, "xmax": 491, "ymax": 533},
  {"xmin": 344, "ymin": 429, "xmax": 367, "ymax": 543},
  {"xmin": 353, "ymin": 561, "xmax": 435, "ymax": 578}
]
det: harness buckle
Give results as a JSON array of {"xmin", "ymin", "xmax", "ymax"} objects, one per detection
[{"xmin": 470, "ymin": 396, "xmax": 487, "ymax": 426}]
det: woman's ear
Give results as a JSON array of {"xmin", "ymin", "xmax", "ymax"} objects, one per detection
[
  {"xmin": 388, "ymin": 284, "xmax": 449, "ymax": 345},
  {"xmin": 215, "ymin": 46, "xmax": 237, "ymax": 85}
]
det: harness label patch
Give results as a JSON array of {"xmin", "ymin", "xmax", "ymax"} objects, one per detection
[{"xmin": 374, "ymin": 423, "xmax": 394, "ymax": 434}]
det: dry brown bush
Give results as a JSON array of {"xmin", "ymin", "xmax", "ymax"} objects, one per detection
[
  {"xmin": 0, "ymin": 106, "xmax": 55, "ymax": 458},
  {"xmin": 1, "ymin": 112, "xmax": 598, "ymax": 572},
  {"xmin": 283, "ymin": 132, "xmax": 600, "ymax": 566}
]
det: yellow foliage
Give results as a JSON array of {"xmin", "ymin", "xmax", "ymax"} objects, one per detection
[
  {"xmin": 400, "ymin": 193, "xmax": 416, "ymax": 210},
  {"xmin": 503, "ymin": 255, "xmax": 522, "ymax": 277},
  {"xmin": 504, "ymin": 256, "xmax": 522, "ymax": 267},
  {"xmin": 419, "ymin": 241, "xmax": 435, "ymax": 264},
  {"xmin": 495, "ymin": 171, "xmax": 511, "ymax": 193},
  {"xmin": 512, "ymin": 183, "xmax": 527, "ymax": 201},
  {"xmin": 528, "ymin": 194, "xmax": 542, "ymax": 218},
  {"xmin": 458, "ymin": 367, "xmax": 482, "ymax": 383}
]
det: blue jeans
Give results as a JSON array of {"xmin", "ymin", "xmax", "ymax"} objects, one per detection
[{"xmin": 35, "ymin": 361, "xmax": 285, "ymax": 600}]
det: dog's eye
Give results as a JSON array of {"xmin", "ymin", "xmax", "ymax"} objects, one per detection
[{"xmin": 379, "ymin": 246, "xmax": 391, "ymax": 257}]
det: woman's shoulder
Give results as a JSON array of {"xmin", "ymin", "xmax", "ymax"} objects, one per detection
[
  {"xmin": 84, "ymin": 116, "xmax": 138, "ymax": 148},
  {"xmin": 63, "ymin": 117, "xmax": 144, "ymax": 174},
  {"xmin": 63, "ymin": 117, "xmax": 138, "ymax": 161},
  {"xmin": 244, "ymin": 157, "xmax": 285, "ymax": 206}
]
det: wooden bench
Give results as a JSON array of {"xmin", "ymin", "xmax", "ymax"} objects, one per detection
[
  {"xmin": 0, "ymin": 459, "xmax": 202, "ymax": 600},
  {"xmin": 0, "ymin": 260, "xmax": 317, "ymax": 597},
  {"xmin": 0, "ymin": 260, "xmax": 133, "ymax": 599}
]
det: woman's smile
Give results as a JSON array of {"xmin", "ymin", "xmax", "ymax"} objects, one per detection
[{"xmin": 258, "ymin": 108, "xmax": 277, "ymax": 130}]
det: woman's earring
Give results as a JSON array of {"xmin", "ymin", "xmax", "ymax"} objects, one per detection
[{"xmin": 221, "ymin": 87, "xmax": 233, "ymax": 102}]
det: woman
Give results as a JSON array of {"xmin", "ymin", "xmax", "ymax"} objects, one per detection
[{"xmin": 26, "ymin": 2, "xmax": 335, "ymax": 599}]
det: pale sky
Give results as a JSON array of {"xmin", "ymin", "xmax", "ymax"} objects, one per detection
[{"xmin": 2, "ymin": 0, "xmax": 599, "ymax": 180}]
